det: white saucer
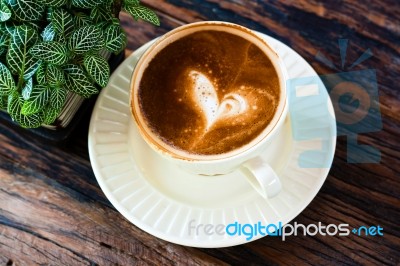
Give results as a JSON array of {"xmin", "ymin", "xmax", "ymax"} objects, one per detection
[{"xmin": 88, "ymin": 32, "xmax": 336, "ymax": 248}]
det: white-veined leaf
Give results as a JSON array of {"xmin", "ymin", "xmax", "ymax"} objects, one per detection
[
  {"xmin": 30, "ymin": 41, "xmax": 69, "ymax": 65},
  {"xmin": 110, "ymin": 17, "xmax": 120, "ymax": 26},
  {"xmin": 0, "ymin": 2, "xmax": 12, "ymax": 22},
  {"xmin": 43, "ymin": 104, "xmax": 62, "ymax": 124},
  {"xmin": 95, "ymin": 21, "xmax": 109, "ymax": 30},
  {"xmin": 3, "ymin": 20, "xmax": 19, "ymax": 36},
  {"xmin": 23, "ymin": 60, "xmax": 42, "ymax": 80},
  {"xmin": 123, "ymin": 0, "xmax": 140, "ymax": 6},
  {"xmin": 26, "ymin": 22, "xmax": 42, "ymax": 32},
  {"xmin": 104, "ymin": 24, "xmax": 127, "ymax": 54},
  {"xmin": 0, "ymin": 96, "xmax": 7, "ymax": 110},
  {"xmin": 8, "ymin": 92, "xmax": 44, "ymax": 128},
  {"xmin": 16, "ymin": 111, "xmax": 44, "ymax": 127},
  {"xmin": 64, "ymin": 64, "xmax": 98, "ymax": 97},
  {"xmin": 50, "ymin": 86, "xmax": 67, "ymax": 109},
  {"xmin": 0, "ymin": 20, "xmax": 36, "ymax": 34},
  {"xmin": 71, "ymin": 0, "xmax": 108, "ymax": 9},
  {"xmin": 22, "ymin": 78, "xmax": 33, "ymax": 100},
  {"xmin": 9, "ymin": 0, "xmax": 45, "ymax": 21},
  {"xmin": 73, "ymin": 12, "xmax": 92, "ymax": 28},
  {"xmin": 36, "ymin": 63, "xmax": 46, "ymax": 84},
  {"xmin": 90, "ymin": 4, "xmax": 112, "ymax": 23},
  {"xmin": 123, "ymin": 5, "xmax": 160, "ymax": 26},
  {"xmin": 38, "ymin": 0, "xmax": 68, "ymax": 8},
  {"xmin": 51, "ymin": 8, "xmax": 74, "ymax": 37},
  {"xmin": 46, "ymin": 65, "xmax": 65, "ymax": 86},
  {"xmin": 0, "ymin": 61, "xmax": 16, "ymax": 96},
  {"xmin": 0, "ymin": 21, "xmax": 6, "ymax": 32},
  {"xmin": 54, "ymin": 34, "xmax": 66, "ymax": 43},
  {"xmin": 6, "ymin": 25, "xmax": 40, "ymax": 79},
  {"xmin": 68, "ymin": 25, "xmax": 103, "ymax": 54},
  {"xmin": 84, "ymin": 53, "xmax": 110, "ymax": 87},
  {"xmin": 7, "ymin": 91, "xmax": 21, "ymax": 118},
  {"xmin": 3, "ymin": 0, "xmax": 16, "ymax": 3},
  {"xmin": 21, "ymin": 85, "xmax": 50, "ymax": 115},
  {"xmin": 0, "ymin": 34, "xmax": 9, "ymax": 55},
  {"xmin": 41, "ymin": 23, "xmax": 56, "ymax": 41}
]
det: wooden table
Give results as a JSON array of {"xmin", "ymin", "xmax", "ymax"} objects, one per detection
[{"xmin": 1, "ymin": 1, "xmax": 399, "ymax": 265}]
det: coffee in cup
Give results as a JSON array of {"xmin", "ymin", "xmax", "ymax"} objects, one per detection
[
  {"xmin": 133, "ymin": 24, "xmax": 283, "ymax": 161},
  {"xmin": 131, "ymin": 22, "xmax": 287, "ymax": 198}
]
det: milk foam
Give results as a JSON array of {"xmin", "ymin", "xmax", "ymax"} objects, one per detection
[{"xmin": 190, "ymin": 70, "xmax": 248, "ymax": 130}]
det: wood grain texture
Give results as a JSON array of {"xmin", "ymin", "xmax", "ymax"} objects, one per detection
[{"xmin": 1, "ymin": 0, "xmax": 399, "ymax": 265}]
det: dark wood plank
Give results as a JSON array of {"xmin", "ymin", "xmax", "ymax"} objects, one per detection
[
  {"xmin": 0, "ymin": 126, "xmax": 227, "ymax": 265},
  {"xmin": 1, "ymin": 0, "xmax": 399, "ymax": 265}
]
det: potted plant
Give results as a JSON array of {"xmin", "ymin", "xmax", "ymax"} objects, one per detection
[{"xmin": 0, "ymin": 0, "xmax": 159, "ymax": 130}]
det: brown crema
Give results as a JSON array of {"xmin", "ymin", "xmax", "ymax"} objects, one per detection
[{"xmin": 138, "ymin": 30, "xmax": 280, "ymax": 155}]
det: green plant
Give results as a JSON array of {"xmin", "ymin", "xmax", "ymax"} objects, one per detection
[{"xmin": 0, "ymin": 0, "xmax": 159, "ymax": 128}]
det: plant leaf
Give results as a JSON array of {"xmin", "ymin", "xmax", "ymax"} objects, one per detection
[
  {"xmin": 104, "ymin": 24, "xmax": 127, "ymax": 54},
  {"xmin": 50, "ymin": 86, "xmax": 67, "ymax": 109},
  {"xmin": 0, "ymin": 61, "xmax": 16, "ymax": 96},
  {"xmin": 0, "ymin": 2, "xmax": 12, "ymax": 22},
  {"xmin": 21, "ymin": 85, "xmax": 51, "ymax": 115},
  {"xmin": 68, "ymin": 25, "xmax": 103, "ymax": 54},
  {"xmin": 54, "ymin": 34, "xmax": 67, "ymax": 44},
  {"xmin": 90, "ymin": 4, "xmax": 112, "ymax": 23},
  {"xmin": 73, "ymin": 12, "xmax": 92, "ymax": 28},
  {"xmin": 3, "ymin": 20, "xmax": 19, "ymax": 35},
  {"xmin": 26, "ymin": 22, "xmax": 42, "ymax": 33},
  {"xmin": 123, "ymin": 0, "xmax": 140, "ymax": 6},
  {"xmin": 124, "ymin": 5, "xmax": 160, "ymax": 26},
  {"xmin": 0, "ymin": 96, "xmax": 7, "ymax": 110},
  {"xmin": 41, "ymin": 23, "xmax": 56, "ymax": 41},
  {"xmin": 8, "ymin": 92, "xmax": 44, "ymax": 128},
  {"xmin": 22, "ymin": 78, "xmax": 33, "ymax": 100},
  {"xmin": 23, "ymin": 61, "xmax": 42, "ymax": 80},
  {"xmin": 51, "ymin": 8, "xmax": 74, "ymax": 37},
  {"xmin": 95, "ymin": 21, "xmax": 109, "ymax": 31},
  {"xmin": 46, "ymin": 65, "xmax": 65, "ymax": 86},
  {"xmin": 2, "ymin": 21, "xmax": 41, "ymax": 35},
  {"xmin": 64, "ymin": 64, "xmax": 98, "ymax": 97},
  {"xmin": 30, "ymin": 41, "xmax": 69, "ymax": 65},
  {"xmin": 84, "ymin": 53, "xmax": 110, "ymax": 87},
  {"xmin": 8, "ymin": 0, "xmax": 45, "ymax": 21},
  {"xmin": 0, "ymin": 21, "xmax": 6, "ymax": 32},
  {"xmin": 7, "ymin": 91, "xmax": 21, "ymax": 118},
  {"xmin": 36, "ymin": 63, "xmax": 46, "ymax": 84},
  {"xmin": 38, "ymin": 0, "xmax": 68, "ymax": 8},
  {"xmin": 6, "ymin": 25, "xmax": 40, "ymax": 79},
  {"xmin": 71, "ymin": 0, "xmax": 108, "ymax": 9},
  {"xmin": 0, "ymin": 34, "xmax": 9, "ymax": 55},
  {"xmin": 43, "ymin": 105, "xmax": 62, "ymax": 124}
]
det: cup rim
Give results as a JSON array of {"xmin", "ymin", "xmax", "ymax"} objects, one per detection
[{"xmin": 130, "ymin": 21, "xmax": 287, "ymax": 162}]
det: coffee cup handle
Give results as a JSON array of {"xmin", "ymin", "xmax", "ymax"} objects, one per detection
[{"xmin": 240, "ymin": 157, "xmax": 282, "ymax": 199}]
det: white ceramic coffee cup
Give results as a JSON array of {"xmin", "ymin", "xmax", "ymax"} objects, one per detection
[{"xmin": 130, "ymin": 21, "xmax": 288, "ymax": 199}]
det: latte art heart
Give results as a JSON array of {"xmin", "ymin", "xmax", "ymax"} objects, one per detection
[
  {"xmin": 190, "ymin": 71, "xmax": 248, "ymax": 130},
  {"xmin": 137, "ymin": 30, "xmax": 280, "ymax": 155}
]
